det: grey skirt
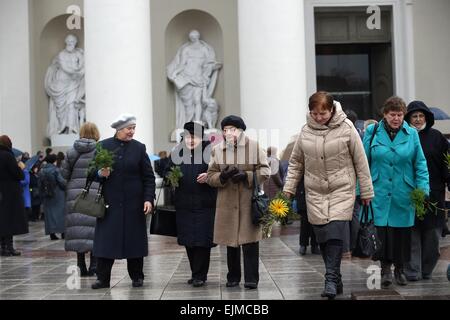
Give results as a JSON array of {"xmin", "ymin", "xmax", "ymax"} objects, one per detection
[{"xmin": 312, "ymin": 220, "xmax": 348, "ymax": 244}]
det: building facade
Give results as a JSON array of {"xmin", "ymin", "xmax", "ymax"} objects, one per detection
[{"xmin": 0, "ymin": 0, "xmax": 449, "ymax": 154}]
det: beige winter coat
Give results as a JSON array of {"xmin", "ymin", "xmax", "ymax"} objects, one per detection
[
  {"xmin": 283, "ymin": 104, "xmax": 374, "ymax": 225},
  {"xmin": 207, "ymin": 132, "xmax": 270, "ymax": 247}
]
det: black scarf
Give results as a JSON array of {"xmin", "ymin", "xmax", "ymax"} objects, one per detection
[{"xmin": 383, "ymin": 120, "xmax": 401, "ymax": 141}]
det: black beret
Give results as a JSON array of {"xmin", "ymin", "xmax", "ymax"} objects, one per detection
[
  {"xmin": 183, "ymin": 121, "xmax": 204, "ymax": 137},
  {"xmin": 220, "ymin": 115, "xmax": 246, "ymax": 131}
]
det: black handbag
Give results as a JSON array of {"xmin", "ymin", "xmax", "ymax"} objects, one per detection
[
  {"xmin": 353, "ymin": 203, "xmax": 381, "ymax": 258},
  {"xmin": 72, "ymin": 178, "xmax": 106, "ymax": 219},
  {"xmin": 149, "ymin": 186, "xmax": 177, "ymax": 237},
  {"xmin": 251, "ymin": 168, "xmax": 270, "ymax": 226}
]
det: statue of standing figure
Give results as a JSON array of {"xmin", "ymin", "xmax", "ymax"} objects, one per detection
[
  {"xmin": 167, "ymin": 30, "xmax": 222, "ymax": 129},
  {"xmin": 45, "ymin": 34, "xmax": 85, "ymax": 137}
]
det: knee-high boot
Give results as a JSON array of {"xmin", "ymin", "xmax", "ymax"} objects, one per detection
[{"xmin": 321, "ymin": 240, "xmax": 343, "ymax": 299}]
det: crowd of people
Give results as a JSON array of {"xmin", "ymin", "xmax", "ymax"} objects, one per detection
[{"xmin": 1, "ymin": 91, "xmax": 449, "ymax": 299}]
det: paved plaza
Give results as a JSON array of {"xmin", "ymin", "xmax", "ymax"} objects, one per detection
[{"xmin": 0, "ymin": 220, "xmax": 449, "ymax": 300}]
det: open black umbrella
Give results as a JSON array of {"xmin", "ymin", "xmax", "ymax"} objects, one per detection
[{"xmin": 430, "ymin": 107, "xmax": 450, "ymax": 120}]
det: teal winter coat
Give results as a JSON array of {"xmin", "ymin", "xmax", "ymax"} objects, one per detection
[{"xmin": 363, "ymin": 121, "xmax": 429, "ymax": 227}]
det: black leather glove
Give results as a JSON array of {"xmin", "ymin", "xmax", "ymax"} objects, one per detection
[
  {"xmin": 231, "ymin": 170, "xmax": 248, "ymax": 184},
  {"xmin": 219, "ymin": 166, "xmax": 238, "ymax": 184}
]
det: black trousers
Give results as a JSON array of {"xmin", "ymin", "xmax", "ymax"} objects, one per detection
[
  {"xmin": 299, "ymin": 210, "xmax": 317, "ymax": 246},
  {"xmin": 0, "ymin": 236, "xmax": 13, "ymax": 249},
  {"xmin": 185, "ymin": 246, "xmax": 211, "ymax": 281},
  {"xmin": 96, "ymin": 257, "xmax": 144, "ymax": 283},
  {"xmin": 31, "ymin": 205, "xmax": 41, "ymax": 221},
  {"xmin": 227, "ymin": 242, "xmax": 259, "ymax": 284}
]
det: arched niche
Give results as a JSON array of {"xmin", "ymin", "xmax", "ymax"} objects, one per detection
[
  {"xmin": 163, "ymin": 10, "xmax": 224, "ymax": 137},
  {"xmin": 34, "ymin": 14, "xmax": 84, "ymax": 147}
]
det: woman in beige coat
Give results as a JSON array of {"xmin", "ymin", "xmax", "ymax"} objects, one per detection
[
  {"xmin": 207, "ymin": 115, "xmax": 270, "ymax": 289},
  {"xmin": 283, "ymin": 92, "xmax": 374, "ymax": 299}
]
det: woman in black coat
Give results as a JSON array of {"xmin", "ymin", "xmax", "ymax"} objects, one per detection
[
  {"xmin": 0, "ymin": 135, "xmax": 28, "ymax": 256},
  {"xmin": 404, "ymin": 101, "xmax": 449, "ymax": 281},
  {"xmin": 91, "ymin": 114, "xmax": 156, "ymax": 289},
  {"xmin": 169, "ymin": 122, "xmax": 216, "ymax": 287}
]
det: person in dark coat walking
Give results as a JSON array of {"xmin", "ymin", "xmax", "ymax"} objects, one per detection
[
  {"xmin": 39, "ymin": 154, "xmax": 66, "ymax": 240},
  {"xmin": 296, "ymin": 177, "xmax": 319, "ymax": 255},
  {"xmin": 404, "ymin": 101, "xmax": 450, "ymax": 281},
  {"xmin": 92, "ymin": 114, "xmax": 155, "ymax": 289},
  {"xmin": 61, "ymin": 122, "xmax": 100, "ymax": 277},
  {"xmin": 168, "ymin": 122, "xmax": 217, "ymax": 287},
  {"xmin": 0, "ymin": 135, "xmax": 28, "ymax": 256},
  {"xmin": 154, "ymin": 151, "xmax": 170, "ymax": 178}
]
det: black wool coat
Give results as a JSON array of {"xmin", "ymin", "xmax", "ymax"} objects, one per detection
[
  {"xmin": 93, "ymin": 137, "xmax": 155, "ymax": 259},
  {"xmin": 0, "ymin": 145, "xmax": 28, "ymax": 237},
  {"xmin": 406, "ymin": 103, "xmax": 450, "ymax": 229},
  {"xmin": 169, "ymin": 141, "xmax": 217, "ymax": 248}
]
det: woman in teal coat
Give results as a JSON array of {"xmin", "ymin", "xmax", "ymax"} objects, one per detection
[{"xmin": 363, "ymin": 96, "xmax": 429, "ymax": 289}]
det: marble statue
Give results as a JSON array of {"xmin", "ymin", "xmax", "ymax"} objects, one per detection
[
  {"xmin": 45, "ymin": 34, "xmax": 85, "ymax": 137},
  {"xmin": 167, "ymin": 30, "xmax": 222, "ymax": 129}
]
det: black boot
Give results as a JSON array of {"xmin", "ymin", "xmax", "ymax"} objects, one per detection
[
  {"xmin": 381, "ymin": 261, "xmax": 393, "ymax": 289},
  {"xmin": 77, "ymin": 252, "xmax": 89, "ymax": 277},
  {"xmin": 299, "ymin": 245, "xmax": 307, "ymax": 255},
  {"xmin": 442, "ymin": 223, "xmax": 450, "ymax": 238},
  {"xmin": 320, "ymin": 241, "xmax": 343, "ymax": 299},
  {"xmin": 394, "ymin": 264, "xmax": 407, "ymax": 286},
  {"xmin": 50, "ymin": 233, "xmax": 59, "ymax": 240},
  {"xmin": 88, "ymin": 253, "xmax": 97, "ymax": 276},
  {"xmin": 0, "ymin": 237, "xmax": 9, "ymax": 256},
  {"xmin": 6, "ymin": 236, "xmax": 20, "ymax": 256}
]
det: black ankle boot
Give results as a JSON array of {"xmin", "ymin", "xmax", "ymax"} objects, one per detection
[
  {"xmin": 91, "ymin": 280, "xmax": 110, "ymax": 289},
  {"xmin": 5, "ymin": 236, "xmax": 20, "ymax": 256},
  {"xmin": 0, "ymin": 238, "xmax": 8, "ymax": 256},
  {"xmin": 381, "ymin": 262, "xmax": 393, "ymax": 288},
  {"xmin": 77, "ymin": 252, "xmax": 89, "ymax": 276},
  {"xmin": 394, "ymin": 265, "xmax": 407, "ymax": 286},
  {"xmin": 50, "ymin": 233, "xmax": 59, "ymax": 240}
]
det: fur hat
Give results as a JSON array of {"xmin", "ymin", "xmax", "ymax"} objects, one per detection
[
  {"xmin": 220, "ymin": 115, "xmax": 246, "ymax": 131},
  {"xmin": 111, "ymin": 114, "xmax": 137, "ymax": 131},
  {"xmin": 183, "ymin": 121, "xmax": 205, "ymax": 138}
]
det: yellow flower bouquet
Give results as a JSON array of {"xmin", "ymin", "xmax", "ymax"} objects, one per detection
[{"xmin": 260, "ymin": 192, "xmax": 297, "ymax": 238}]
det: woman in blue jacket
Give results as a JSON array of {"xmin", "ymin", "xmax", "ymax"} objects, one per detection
[{"xmin": 363, "ymin": 96, "xmax": 429, "ymax": 289}]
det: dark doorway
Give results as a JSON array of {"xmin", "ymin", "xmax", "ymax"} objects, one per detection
[
  {"xmin": 314, "ymin": 7, "xmax": 394, "ymax": 121},
  {"xmin": 316, "ymin": 43, "xmax": 393, "ymax": 120}
]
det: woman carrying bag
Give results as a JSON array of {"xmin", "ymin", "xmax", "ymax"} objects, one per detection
[
  {"xmin": 283, "ymin": 92, "xmax": 374, "ymax": 299},
  {"xmin": 363, "ymin": 97, "xmax": 429, "ymax": 288},
  {"xmin": 61, "ymin": 122, "xmax": 100, "ymax": 276}
]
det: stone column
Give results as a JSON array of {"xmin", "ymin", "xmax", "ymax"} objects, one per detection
[
  {"xmin": 0, "ymin": 0, "xmax": 32, "ymax": 152},
  {"xmin": 84, "ymin": 0, "xmax": 153, "ymax": 150},
  {"xmin": 237, "ymin": 0, "xmax": 307, "ymax": 151}
]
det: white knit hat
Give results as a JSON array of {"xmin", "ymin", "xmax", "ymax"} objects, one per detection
[{"xmin": 111, "ymin": 114, "xmax": 136, "ymax": 131}]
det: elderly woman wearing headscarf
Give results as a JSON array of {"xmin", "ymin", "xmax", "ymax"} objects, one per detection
[{"xmin": 91, "ymin": 114, "xmax": 156, "ymax": 289}]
